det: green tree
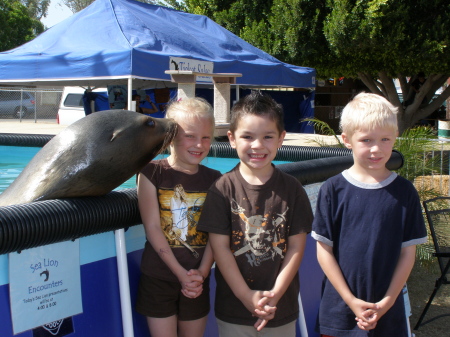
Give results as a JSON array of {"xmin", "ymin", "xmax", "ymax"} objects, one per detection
[
  {"xmin": 63, "ymin": 0, "xmax": 156, "ymax": 13},
  {"xmin": 181, "ymin": 0, "xmax": 271, "ymax": 32},
  {"xmin": 62, "ymin": 0, "xmax": 94, "ymax": 12},
  {"xmin": 0, "ymin": 0, "xmax": 44, "ymax": 51},
  {"xmin": 179, "ymin": 0, "xmax": 450, "ymax": 133},
  {"xmin": 157, "ymin": 0, "xmax": 186, "ymax": 11},
  {"xmin": 21, "ymin": 0, "xmax": 50, "ymax": 20}
]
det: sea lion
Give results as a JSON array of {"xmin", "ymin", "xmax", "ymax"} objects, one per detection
[{"xmin": 0, "ymin": 110, "xmax": 177, "ymax": 206}]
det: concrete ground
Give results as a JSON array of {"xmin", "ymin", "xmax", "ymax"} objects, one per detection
[
  {"xmin": 0, "ymin": 120, "xmax": 341, "ymax": 147},
  {"xmin": 0, "ymin": 120, "xmax": 66, "ymax": 135}
]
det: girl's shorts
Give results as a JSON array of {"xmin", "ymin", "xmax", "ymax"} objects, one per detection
[{"xmin": 135, "ymin": 273, "xmax": 210, "ymax": 321}]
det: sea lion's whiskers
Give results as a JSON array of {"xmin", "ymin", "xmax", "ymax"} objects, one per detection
[{"xmin": 150, "ymin": 157, "xmax": 165, "ymax": 181}]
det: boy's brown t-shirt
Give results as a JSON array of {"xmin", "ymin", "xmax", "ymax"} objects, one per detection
[
  {"xmin": 198, "ymin": 164, "xmax": 313, "ymax": 327},
  {"xmin": 139, "ymin": 159, "xmax": 221, "ymax": 282}
]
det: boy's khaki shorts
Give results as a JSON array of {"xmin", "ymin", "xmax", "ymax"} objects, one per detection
[
  {"xmin": 216, "ymin": 318, "xmax": 296, "ymax": 337},
  {"xmin": 135, "ymin": 273, "xmax": 210, "ymax": 321}
]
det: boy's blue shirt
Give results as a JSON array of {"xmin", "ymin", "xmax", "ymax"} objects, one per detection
[{"xmin": 312, "ymin": 170, "xmax": 427, "ymax": 336}]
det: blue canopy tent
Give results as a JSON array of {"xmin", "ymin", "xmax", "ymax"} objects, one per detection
[
  {"xmin": 0, "ymin": 0, "xmax": 315, "ymax": 89},
  {"xmin": 0, "ymin": 0, "xmax": 315, "ymax": 131}
]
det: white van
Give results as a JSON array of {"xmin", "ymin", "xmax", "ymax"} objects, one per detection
[{"xmin": 57, "ymin": 86, "xmax": 107, "ymax": 125}]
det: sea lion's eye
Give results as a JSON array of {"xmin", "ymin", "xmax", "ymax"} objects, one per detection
[{"xmin": 146, "ymin": 120, "xmax": 155, "ymax": 127}]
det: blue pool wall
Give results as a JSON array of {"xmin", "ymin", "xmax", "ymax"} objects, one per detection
[{"xmin": 0, "ymin": 209, "xmax": 323, "ymax": 337}]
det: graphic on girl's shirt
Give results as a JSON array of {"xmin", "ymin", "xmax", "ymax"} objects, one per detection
[
  {"xmin": 158, "ymin": 185, "xmax": 208, "ymax": 248},
  {"xmin": 171, "ymin": 184, "xmax": 189, "ymax": 241},
  {"xmin": 231, "ymin": 199, "xmax": 288, "ymax": 266}
]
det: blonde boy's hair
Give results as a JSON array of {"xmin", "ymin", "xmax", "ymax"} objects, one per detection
[
  {"xmin": 166, "ymin": 97, "xmax": 215, "ymax": 134},
  {"xmin": 340, "ymin": 92, "xmax": 398, "ymax": 135}
]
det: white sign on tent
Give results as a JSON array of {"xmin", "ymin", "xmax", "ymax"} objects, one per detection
[{"xmin": 169, "ymin": 57, "xmax": 214, "ymax": 83}]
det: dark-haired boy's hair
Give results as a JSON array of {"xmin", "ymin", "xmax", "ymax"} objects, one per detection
[{"xmin": 229, "ymin": 91, "xmax": 285, "ymax": 134}]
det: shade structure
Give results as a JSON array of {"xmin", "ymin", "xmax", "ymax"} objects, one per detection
[{"xmin": 0, "ymin": 0, "xmax": 315, "ymax": 89}]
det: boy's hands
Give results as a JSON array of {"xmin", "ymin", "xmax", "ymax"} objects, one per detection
[
  {"xmin": 253, "ymin": 294, "xmax": 278, "ymax": 331},
  {"xmin": 179, "ymin": 269, "xmax": 204, "ymax": 298},
  {"xmin": 353, "ymin": 296, "xmax": 396, "ymax": 330},
  {"xmin": 252, "ymin": 234, "xmax": 306, "ymax": 331},
  {"xmin": 356, "ymin": 296, "xmax": 393, "ymax": 330},
  {"xmin": 356, "ymin": 245, "xmax": 416, "ymax": 331},
  {"xmin": 255, "ymin": 295, "xmax": 277, "ymax": 317},
  {"xmin": 355, "ymin": 309, "xmax": 378, "ymax": 330},
  {"xmin": 241, "ymin": 290, "xmax": 278, "ymax": 331},
  {"xmin": 241, "ymin": 290, "xmax": 274, "ymax": 314},
  {"xmin": 349, "ymin": 298, "xmax": 379, "ymax": 331}
]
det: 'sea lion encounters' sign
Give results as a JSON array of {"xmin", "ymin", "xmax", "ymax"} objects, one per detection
[{"xmin": 9, "ymin": 240, "xmax": 82, "ymax": 334}]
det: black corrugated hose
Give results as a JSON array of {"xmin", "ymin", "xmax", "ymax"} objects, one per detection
[
  {"xmin": 0, "ymin": 133, "xmax": 54, "ymax": 147},
  {"xmin": 211, "ymin": 142, "xmax": 352, "ymax": 161},
  {"xmin": 278, "ymin": 150, "xmax": 404, "ymax": 185},
  {"xmin": 0, "ymin": 133, "xmax": 351, "ymax": 161},
  {"xmin": 0, "ymin": 189, "xmax": 141, "ymax": 255},
  {"xmin": 0, "ymin": 133, "xmax": 403, "ymax": 255}
]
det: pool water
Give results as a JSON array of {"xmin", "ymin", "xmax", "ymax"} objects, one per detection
[{"xmin": 0, "ymin": 146, "xmax": 290, "ymax": 193}]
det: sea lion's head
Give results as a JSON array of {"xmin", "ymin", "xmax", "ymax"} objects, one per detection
[
  {"xmin": 0, "ymin": 110, "xmax": 178, "ymax": 205},
  {"xmin": 56, "ymin": 109, "xmax": 178, "ymax": 195}
]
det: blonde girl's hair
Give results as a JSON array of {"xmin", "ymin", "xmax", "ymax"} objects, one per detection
[
  {"xmin": 339, "ymin": 92, "xmax": 398, "ymax": 136},
  {"xmin": 165, "ymin": 97, "xmax": 215, "ymax": 135}
]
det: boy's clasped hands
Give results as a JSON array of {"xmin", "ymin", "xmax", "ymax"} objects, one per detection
[
  {"xmin": 182, "ymin": 272, "xmax": 281, "ymax": 331},
  {"xmin": 182, "ymin": 270, "xmax": 281, "ymax": 331},
  {"xmin": 350, "ymin": 298, "xmax": 379, "ymax": 331},
  {"xmin": 242, "ymin": 290, "xmax": 278, "ymax": 331},
  {"xmin": 182, "ymin": 273, "xmax": 281, "ymax": 331},
  {"xmin": 352, "ymin": 297, "xmax": 391, "ymax": 331}
]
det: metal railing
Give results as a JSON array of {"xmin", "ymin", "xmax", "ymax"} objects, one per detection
[{"xmin": 404, "ymin": 138, "xmax": 450, "ymax": 196}]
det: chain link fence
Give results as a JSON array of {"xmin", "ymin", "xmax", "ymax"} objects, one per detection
[{"xmin": 0, "ymin": 87, "xmax": 63, "ymax": 122}]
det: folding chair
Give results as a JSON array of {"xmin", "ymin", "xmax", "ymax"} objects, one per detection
[{"xmin": 414, "ymin": 196, "xmax": 450, "ymax": 330}]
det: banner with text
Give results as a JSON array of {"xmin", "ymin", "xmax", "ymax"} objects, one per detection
[{"xmin": 9, "ymin": 240, "xmax": 82, "ymax": 334}]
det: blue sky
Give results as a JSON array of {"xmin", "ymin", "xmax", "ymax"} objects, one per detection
[{"xmin": 41, "ymin": 0, "xmax": 73, "ymax": 28}]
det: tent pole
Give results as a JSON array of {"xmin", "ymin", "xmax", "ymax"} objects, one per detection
[
  {"xmin": 127, "ymin": 77, "xmax": 133, "ymax": 111},
  {"xmin": 115, "ymin": 228, "xmax": 134, "ymax": 337},
  {"xmin": 114, "ymin": 77, "xmax": 134, "ymax": 337},
  {"xmin": 298, "ymin": 292, "xmax": 309, "ymax": 337},
  {"xmin": 236, "ymin": 85, "xmax": 240, "ymax": 101}
]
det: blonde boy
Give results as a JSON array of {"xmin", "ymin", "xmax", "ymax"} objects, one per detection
[{"xmin": 312, "ymin": 93, "xmax": 427, "ymax": 336}]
